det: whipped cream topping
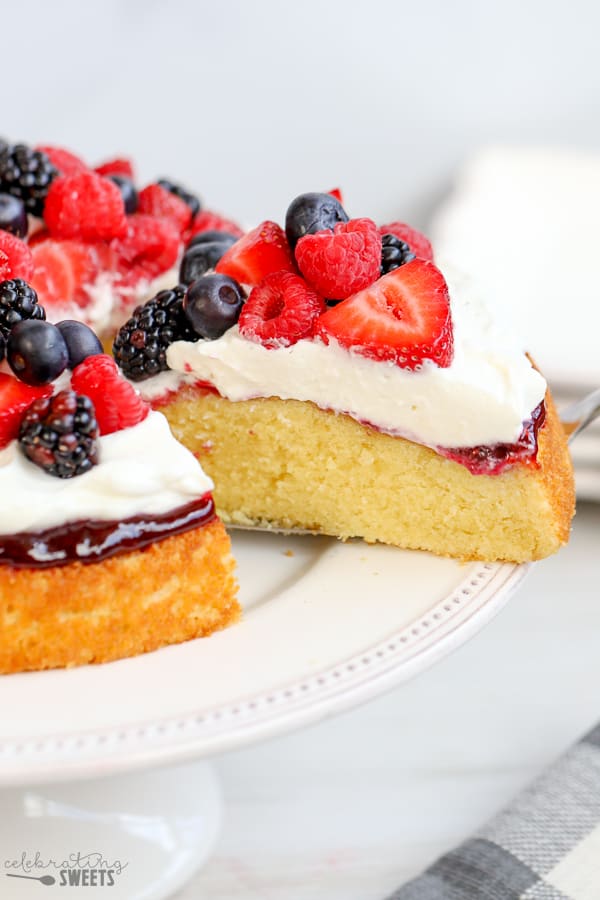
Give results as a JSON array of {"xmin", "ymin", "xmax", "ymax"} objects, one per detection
[
  {"xmin": 0, "ymin": 411, "xmax": 213, "ymax": 535},
  {"xmin": 136, "ymin": 266, "xmax": 547, "ymax": 449}
]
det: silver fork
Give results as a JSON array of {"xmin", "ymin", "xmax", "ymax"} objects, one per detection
[{"xmin": 560, "ymin": 387, "xmax": 600, "ymax": 442}]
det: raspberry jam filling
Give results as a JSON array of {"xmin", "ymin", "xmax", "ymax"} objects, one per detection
[
  {"xmin": 439, "ymin": 402, "xmax": 546, "ymax": 475},
  {"xmin": 0, "ymin": 493, "xmax": 215, "ymax": 569}
]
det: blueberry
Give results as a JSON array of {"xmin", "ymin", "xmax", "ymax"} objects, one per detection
[
  {"xmin": 285, "ymin": 192, "xmax": 349, "ymax": 249},
  {"xmin": 187, "ymin": 230, "xmax": 238, "ymax": 249},
  {"xmin": 7, "ymin": 320, "xmax": 69, "ymax": 385},
  {"xmin": 179, "ymin": 241, "xmax": 234, "ymax": 285},
  {"xmin": 107, "ymin": 174, "xmax": 138, "ymax": 214},
  {"xmin": 157, "ymin": 178, "xmax": 201, "ymax": 217},
  {"xmin": 56, "ymin": 320, "xmax": 103, "ymax": 368},
  {"xmin": 0, "ymin": 192, "xmax": 28, "ymax": 238},
  {"xmin": 183, "ymin": 275, "xmax": 245, "ymax": 340}
]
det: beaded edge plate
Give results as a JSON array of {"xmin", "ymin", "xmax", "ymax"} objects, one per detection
[{"xmin": 0, "ymin": 531, "xmax": 529, "ymax": 785}]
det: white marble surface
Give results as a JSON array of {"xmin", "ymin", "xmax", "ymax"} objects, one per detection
[{"xmin": 175, "ymin": 502, "xmax": 600, "ymax": 899}]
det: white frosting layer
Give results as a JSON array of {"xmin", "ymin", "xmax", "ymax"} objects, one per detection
[
  {"xmin": 137, "ymin": 267, "xmax": 546, "ymax": 448},
  {"xmin": 0, "ymin": 411, "xmax": 213, "ymax": 535}
]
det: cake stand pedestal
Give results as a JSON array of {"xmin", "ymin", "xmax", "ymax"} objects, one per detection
[{"xmin": 0, "ymin": 761, "xmax": 222, "ymax": 899}]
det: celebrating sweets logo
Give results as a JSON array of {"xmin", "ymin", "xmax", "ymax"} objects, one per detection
[{"xmin": 4, "ymin": 851, "xmax": 128, "ymax": 887}]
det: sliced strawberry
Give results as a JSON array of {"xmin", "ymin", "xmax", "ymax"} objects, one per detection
[
  {"xmin": 239, "ymin": 271, "xmax": 325, "ymax": 348},
  {"xmin": 328, "ymin": 188, "xmax": 344, "ymax": 204},
  {"xmin": 317, "ymin": 259, "xmax": 453, "ymax": 369},
  {"xmin": 137, "ymin": 184, "xmax": 192, "ymax": 235},
  {"xmin": 0, "ymin": 232, "xmax": 34, "ymax": 282},
  {"xmin": 111, "ymin": 214, "xmax": 180, "ymax": 288},
  {"xmin": 188, "ymin": 210, "xmax": 243, "ymax": 240},
  {"xmin": 36, "ymin": 145, "xmax": 88, "ymax": 177},
  {"xmin": 216, "ymin": 221, "xmax": 295, "ymax": 286},
  {"xmin": 30, "ymin": 240, "xmax": 100, "ymax": 317},
  {"xmin": 95, "ymin": 157, "xmax": 135, "ymax": 180},
  {"xmin": 378, "ymin": 223, "xmax": 433, "ymax": 261},
  {"xmin": 0, "ymin": 373, "xmax": 53, "ymax": 449}
]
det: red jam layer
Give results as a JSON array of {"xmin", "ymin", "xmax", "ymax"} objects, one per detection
[
  {"xmin": 0, "ymin": 494, "xmax": 215, "ymax": 570},
  {"xmin": 438, "ymin": 402, "xmax": 546, "ymax": 475}
]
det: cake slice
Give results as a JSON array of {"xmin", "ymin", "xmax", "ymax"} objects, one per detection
[
  {"xmin": 113, "ymin": 192, "xmax": 575, "ymax": 563},
  {"xmin": 0, "ymin": 294, "xmax": 238, "ymax": 674},
  {"xmin": 0, "ymin": 138, "xmax": 242, "ymax": 338}
]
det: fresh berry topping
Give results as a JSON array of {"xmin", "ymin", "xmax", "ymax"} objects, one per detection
[
  {"xmin": 94, "ymin": 157, "xmax": 135, "ymax": 180},
  {"xmin": 0, "ymin": 331, "xmax": 4, "ymax": 362},
  {"xmin": 0, "ymin": 279, "xmax": 45, "ymax": 335},
  {"xmin": 0, "ymin": 231, "xmax": 34, "ymax": 282},
  {"xmin": 188, "ymin": 210, "xmax": 243, "ymax": 240},
  {"xmin": 328, "ymin": 188, "xmax": 344, "ymax": 204},
  {"xmin": 111, "ymin": 214, "xmax": 180, "ymax": 288},
  {"xmin": 0, "ymin": 143, "xmax": 58, "ymax": 217},
  {"xmin": 71, "ymin": 354, "xmax": 149, "ymax": 435},
  {"xmin": 317, "ymin": 260, "xmax": 453, "ymax": 369},
  {"xmin": 239, "ymin": 271, "xmax": 325, "ymax": 348},
  {"xmin": 19, "ymin": 390, "xmax": 98, "ymax": 478},
  {"xmin": 216, "ymin": 221, "xmax": 295, "ymax": 287},
  {"xmin": 7, "ymin": 320, "xmax": 69, "ymax": 385},
  {"xmin": 0, "ymin": 373, "xmax": 52, "ymax": 449},
  {"xmin": 29, "ymin": 239, "xmax": 103, "ymax": 316},
  {"xmin": 112, "ymin": 286, "xmax": 198, "ymax": 381},
  {"xmin": 107, "ymin": 174, "xmax": 138, "ymax": 214},
  {"xmin": 157, "ymin": 178, "xmax": 201, "ymax": 218},
  {"xmin": 36, "ymin": 145, "xmax": 88, "ymax": 177},
  {"xmin": 56, "ymin": 320, "xmax": 103, "ymax": 368},
  {"xmin": 285, "ymin": 192, "xmax": 349, "ymax": 249},
  {"xmin": 295, "ymin": 218, "xmax": 382, "ymax": 300},
  {"xmin": 380, "ymin": 233, "xmax": 416, "ymax": 275},
  {"xmin": 378, "ymin": 223, "xmax": 433, "ymax": 261},
  {"xmin": 179, "ymin": 237, "xmax": 237, "ymax": 285},
  {"xmin": 187, "ymin": 230, "xmax": 239, "ymax": 249},
  {"xmin": 44, "ymin": 171, "xmax": 127, "ymax": 242},
  {"xmin": 184, "ymin": 275, "xmax": 246, "ymax": 340},
  {"xmin": 0, "ymin": 193, "xmax": 28, "ymax": 238},
  {"xmin": 137, "ymin": 183, "xmax": 192, "ymax": 234}
]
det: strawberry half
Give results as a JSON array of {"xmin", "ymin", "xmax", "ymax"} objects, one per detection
[
  {"xmin": 216, "ymin": 221, "xmax": 295, "ymax": 286},
  {"xmin": 0, "ymin": 374, "xmax": 53, "ymax": 449},
  {"xmin": 29, "ymin": 239, "xmax": 104, "ymax": 318},
  {"xmin": 317, "ymin": 259, "xmax": 453, "ymax": 369}
]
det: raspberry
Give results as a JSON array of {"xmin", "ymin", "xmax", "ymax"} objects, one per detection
[
  {"xmin": 137, "ymin": 183, "xmax": 192, "ymax": 235},
  {"xmin": 44, "ymin": 171, "xmax": 128, "ymax": 242},
  {"xmin": 157, "ymin": 179, "xmax": 201, "ymax": 218},
  {"xmin": 378, "ymin": 223, "xmax": 433, "ymax": 261},
  {"xmin": 188, "ymin": 210, "xmax": 243, "ymax": 240},
  {"xmin": 238, "ymin": 271, "xmax": 325, "ymax": 349},
  {"xmin": 36, "ymin": 145, "xmax": 88, "ymax": 177},
  {"xmin": 295, "ymin": 218, "xmax": 382, "ymax": 300},
  {"xmin": 112, "ymin": 285, "xmax": 198, "ymax": 381},
  {"xmin": 0, "ymin": 373, "xmax": 52, "ymax": 449},
  {"xmin": 111, "ymin": 214, "xmax": 180, "ymax": 288},
  {"xmin": 0, "ymin": 279, "xmax": 45, "ymax": 336},
  {"xmin": 0, "ymin": 232, "xmax": 34, "ymax": 282},
  {"xmin": 71, "ymin": 354, "xmax": 149, "ymax": 435},
  {"xmin": 94, "ymin": 157, "xmax": 135, "ymax": 180},
  {"xmin": 19, "ymin": 390, "xmax": 98, "ymax": 478}
]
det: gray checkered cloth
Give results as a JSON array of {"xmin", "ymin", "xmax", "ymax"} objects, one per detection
[{"xmin": 387, "ymin": 723, "xmax": 600, "ymax": 900}]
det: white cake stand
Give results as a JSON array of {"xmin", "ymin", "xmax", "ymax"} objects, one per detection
[{"xmin": 0, "ymin": 532, "xmax": 529, "ymax": 898}]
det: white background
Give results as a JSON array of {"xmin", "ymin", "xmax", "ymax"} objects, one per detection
[{"xmin": 3, "ymin": 1, "xmax": 599, "ymax": 896}]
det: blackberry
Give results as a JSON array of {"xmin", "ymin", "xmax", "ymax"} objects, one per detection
[
  {"xmin": 380, "ymin": 233, "xmax": 416, "ymax": 275},
  {"xmin": 112, "ymin": 285, "xmax": 199, "ymax": 381},
  {"xmin": 0, "ymin": 143, "xmax": 58, "ymax": 217},
  {"xmin": 157, "ymin": 178, "xmax": 201, "ymax": 217},
  {"xmin": 0, "ymin": 279, "xmax": 45, "ymax": 335},
  {"xmin": 19, "ymin": 390, "xmax": 98, "ymax": 479}
]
